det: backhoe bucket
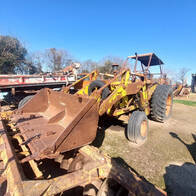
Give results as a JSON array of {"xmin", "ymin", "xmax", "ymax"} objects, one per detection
[{"xmin": 13, "ymin": 88, "xmax": 99, "ymax": 161}]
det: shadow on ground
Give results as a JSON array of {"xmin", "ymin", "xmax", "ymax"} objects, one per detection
[
  {"xmin": 92, "ymin": 115, "xmax": 126, "ymax": 148},
  {"xmin": 164, "ymin": 132, "xmax": 196, "ymax": 195},
  {"xmin": 169, "ymin": 132, "xmax": 196, "ymax": 163},
  {"xmin": 164, "ymin": 162, "xmax": 196, "ymax": 196}
]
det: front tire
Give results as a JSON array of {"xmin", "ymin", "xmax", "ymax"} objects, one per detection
[{"xmin": 126, "ymin": 111, "xmax": 148, "ymax": 144}]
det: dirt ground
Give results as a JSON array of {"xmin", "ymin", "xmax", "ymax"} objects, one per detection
[{"xmin": 94, "ymin": 93, "xmax": 196, "ymax": 191}]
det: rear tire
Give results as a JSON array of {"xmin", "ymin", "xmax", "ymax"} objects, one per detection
[
  {"xmin": 88, "ymin": 80, "xmax": 110, "ymax": 100},
  {"xmin": 126, "ymin": 111, "xmax": 148, "ymax": 144},
  {"xmin": 150, "ymin": 85, "xmax": 173, "ymax": 122},
  {"xmin": 18, "ymin": 95, "xmax": 34, "ymax": 109}
]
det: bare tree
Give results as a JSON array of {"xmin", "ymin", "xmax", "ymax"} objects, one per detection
[
  {"xmin": 44, "ymin": 48, "xmax": 73, "ymax": 72},
  {"xmin": 25, "ymin": 51, "xmax": 44, "ymax": 74},
  {"xmin": 177, "ymin": 67, "xmax": 189, "ymax": 85},
  {"xmin": 31, "ymin": 51, "xmax": 44, "ymax": 72},
  {"xmin": 161, "ymin": 68, "xmax": 175, "ymax": 85},
  {"xmin": 26, "ymin": 48, "xmax": 74, "ymax": 74},
  {"xmin": 98, "ymin": 56, "xmax": 125, "ymax": 73},
  {"xmin": 100, "ymin": 56, "xmax": 124, "ymax": 66},
  {"xmin": 81, "ymin": 59, "xmax": 98, "ymax": 73}
]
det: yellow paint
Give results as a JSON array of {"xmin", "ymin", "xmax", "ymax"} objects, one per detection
[
  {"xmin": 1, "ymin": 111, "xmax": 13, "ymax": 120},
  {"xmin": 145, "ymin": 107, "xmax": 150, "ymax": 115},
  {"xmin": 77, "ymin": 84, "xmax": 89, "ymax": 96},
  {"xmin": 104, "ymin": 86, "xmax": 128, "ymax": 115},
  {"xmin": 124, "ymin": 70, "xmax": 130, "ymax": 86},
  {"xmin": 147, "ymin": 84, "xmax": 158, "ymax": 99},
  {"xmin": 113, "ymin": 105, "xmax": 136, "ymax": 116},
  {"xmin": 142, "ymin": 85, "xmax": 148, "ymax": 100},
  {"xmin": 119, "ymin": 96, "xmax": 128, "ymax": 108}
]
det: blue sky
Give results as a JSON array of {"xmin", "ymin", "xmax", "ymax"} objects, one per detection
[{"xmin": 0, "ymin": 0, "xmax": 195, "ymax": 83}]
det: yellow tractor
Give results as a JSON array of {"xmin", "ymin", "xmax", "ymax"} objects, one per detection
[{"xmin": 73, "ymin": 53, "xmax": 173, "ymax": 144}]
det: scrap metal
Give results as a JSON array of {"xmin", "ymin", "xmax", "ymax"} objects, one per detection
[{"xmin": 0, "ymin": 113, "xmax": 166, "ymax": 195}]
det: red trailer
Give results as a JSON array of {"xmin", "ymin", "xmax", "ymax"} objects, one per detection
[{"xmin": 0, "ymin": 73, "xmax": 76, "ymax": 93}]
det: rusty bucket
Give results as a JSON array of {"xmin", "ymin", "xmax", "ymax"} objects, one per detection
[{"xmin": 13, "ymin": 88, "xmax": 99, "ymax": 161}]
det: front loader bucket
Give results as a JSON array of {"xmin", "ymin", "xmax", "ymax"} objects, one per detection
[{"xmin": 12, "ymin": 88, "xmax": 99, "ymax": 161}]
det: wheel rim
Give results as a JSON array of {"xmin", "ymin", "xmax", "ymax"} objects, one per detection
[
  {"xmin": 165, "ymin": 95, "xmax": 172, "ymax": 117},
  {"xmin": 140, "ymin": 120, "xmax": 147, "ymax": 137}
]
